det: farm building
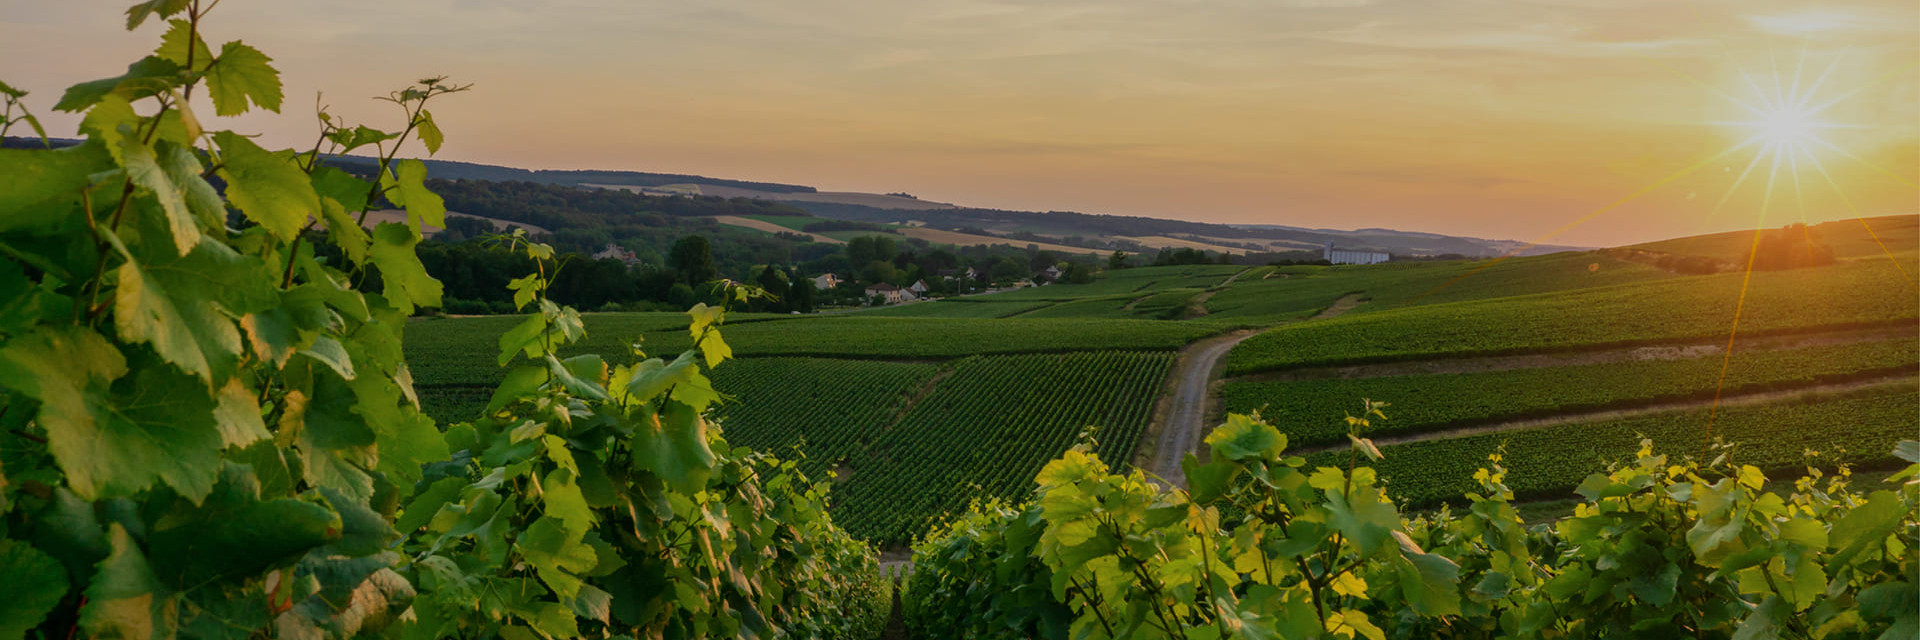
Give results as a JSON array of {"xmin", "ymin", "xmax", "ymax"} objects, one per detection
[
  {"xmin": 908, "ymin": 280, "xmax": 929, "ymax": 294},
  {"xmin": 1324, "ymin": 243, "xmax": 1390, "ymax": 265},
  {"xmin": 810, "ymin": 273, "xmax": 841, "ymax": 290},
  {"xmin": 865, "ymin": 282, "xmax": 908, "ymax": 304},
  {"xmin": 591, "ymin": 243, "xmax": 641, "ymax": 266}
]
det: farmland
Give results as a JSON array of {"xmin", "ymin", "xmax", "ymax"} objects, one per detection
[{"xmin": 403, "ymin": 216, "xmax": 1919, "ymax": 549}]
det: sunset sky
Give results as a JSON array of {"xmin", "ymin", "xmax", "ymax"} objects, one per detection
[{"xmin": 3, "ymin": 0, "xmax": 1915, "ymax": 246}]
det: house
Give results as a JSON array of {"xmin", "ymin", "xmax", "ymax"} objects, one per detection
[
  {"xmin": 907, "ymin": 280, "xmax": 929, "ymax": 295},
  {"xmin": 864, "ymin": 282, "xmax": 905, "ymax": 304},
  {"xmin": 1323, "ymin": 243, "xmax": 1390, "ymax": 265},
  {"xmin": 592, "ymin": 243, "xmax": 641, "ymax": 266},
  {"xmin": 1036, "ymin": 265, "xmax": 1064, "ymax": 284},
  {"xmin": 936, "ymin": 267, "xmax": 979, "ymax": 283},
  {"xmin": 810, "ymin": 273, "xmax": 841, "ymax": 290}
]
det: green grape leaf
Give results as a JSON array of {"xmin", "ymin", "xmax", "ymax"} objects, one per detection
[
  {"xmin": 54, "ymin": 56, "xmax": 182, "ymax": 113},
  {"xmin": 1829, "ymin": 490, "xmax": 1905, "ymax": 567},
  {"xmin": 368, "ymin": 222, "xmax": 442, "ymax": 313},
  {"xmin": 320, "ymin": 486, "xmax": 399, "ymax": 557},
  {"xmin": 154, "ymin": 19, "xmax": 211, "ymax": 71},
  {"xmin": 417, "ymin": 110, "xmax": 444, "ymax": 155},
  {"xmin": 157, "ymin": 140, "xmax": 226, "ymax": 230},
  {"xmin": 0, "ymin": 142, "xmax": 111, "ymax": 232},
  {"xmin": 632, "ymin": 401, "xmax": 716, "ymax": 493},
  {"xmin": 1325, "ymin": 485, "xmax": 1399, "ymax": 557},
  {"xmin": 1205, "ymin": 413, "xmax": 1286, "ymax": 462},
  {"xmin": 1391, "ymin": 531, "xmax": 1462, "ymax": 616},
  {"xmin": 486, "ymin": 366, "xmax": 549, "ymax": 415},
  {"xmin": 116, "ymin": 238, "xmax": 273, "ymax": 384},
  {"xmin": 541, "ymin": 466, "xmax": 594, "ymax": 534},
  {"xmin": 0, "ymin": 328, "xmax": 226, "ymax": 502},
  {"xmin": 392, "ymin": 159, "xmax": 445, "ymax": 232},
  {"xmin": 319, "ymin": 197, "xmax": 371, "ymax": 265},
  {"xmin": 124, "ymin": 0, "xmax": 190, "ymax": 30},
  {"xmin": 145, "ymin": 467, "xmax": 341, "ymax": 588},
  {"xmin": 204, "ymin": 40, "xmax": 282, "ymax": 115},
  {"xmin": 213, "ymin": 377, "xmax": 270, "ymax": 449},
  {"xmin": 79, "ymin": 525, "xmax": 173, "ymax": 640},
  {"xmin": 310, "ymin": 164, "xmax": 372, "ymax": 215},
  {"xmin": 214, "ymin": 131, "xmax": 315, "ymax": 241},
  {"xmin": 300, "ymin": 335, "xmax": 357, "ymax": 380},
  {"xmin": 1181, "ymin": 454, "xmax": 1238, "ymax": 504},
  {"xmin": 518, "ymin": 516, "xmax": 597, "ymax": 600},
  {"xmin": 122, "ymin": 137, "xmax": 203, "ymax": 254},
  {"xmin": 547, "ymin": 353, "xmax": 610, "ymax": 403},
  {"xmin": 0, "ymin": 539, "xmax": 69, "ymax": 640}
]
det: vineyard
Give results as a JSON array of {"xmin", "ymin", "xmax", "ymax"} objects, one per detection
[
  {"xmin": 1326, "ymin": 385, "xmax": 1919, "ymax": 506},
  {"xmin": 708, "ymin": 358, "xmax": 942, "ymax": 473},
  {"xmin": 832, "ymin": 351, "xmax": 1175, "ymax": 544},
  {"xmin": 1224, "ymin": 336, "xmax": 1920, "ymax": 448},
  {"xmin": 1225, "ymin": 256, "xmax": 1920, "ymax": 375}
]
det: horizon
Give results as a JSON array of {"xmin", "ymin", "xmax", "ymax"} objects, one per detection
[{"xmin": 4, "ymin": 0, "xmax": 1915, "ymax": 247}]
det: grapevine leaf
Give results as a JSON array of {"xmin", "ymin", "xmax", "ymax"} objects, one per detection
[
  {"xmin": 1204, "ymin": 413, "xmax": 1286, "ymax": 462},
  {"xmin": 1731, "ymin": 595, "xmax": 1787, "ymax": 640},
  {"xmin": 320, "ymin": 486, "xmax": 399, "ymax": 557},
  {"xmin": 368, "ymin": 222, "xmax": 442, "ymax": 313},
  {"xmin": 632, "ymin": 401, "xmax": 716, "ymax": 493},
  {"xmin": 156, "ymin": 139, "xmax": 226, "ymax": 230},
  {"xmin": 0, "ymin": 142, "xmax": 110, "ymax": 232},
  {"xmin": 1325, "ymin": 485, "xmax": 1399, "ymax": 557},
  {"xmin": 54, "ymin": 56, "xmax": 182, "ymax": 113},
  {"xmin": 214, "ymin": 132, "xmax": 314, "ymax": 242},
  {"xmin": 0, "ymin": 539, "xmax": 68, "ymax": 640},
  {"xmin": 1828, "ymin": 490, "xmax": 1904, "ymax": 567},
  {"xmin": 123, "ymin": 136, "xmax": 202, "ymax": 254},
  {"xmin": 417, "ymin": 110, "xmax": 444, "ymax": 155},
  {"xmin": 1893, "ymin": 440, "xmax": 1920, "ymax": 464},
  {"xmin": 392, "ymin": 159, "xmax": 445, "ymax": 232},
  {"xmin": 1391, "ymin": 531, "xmax": 1462, "ymax": 616},
  {"xmin": 1182, "ymin": 454, "xmax": 1237, "ymax": 504},
  {"xmin": 154, "ymin": 19, "xmax": 211, "ymax": 71},
  {"xmin": 301, "ymin": 335, "xmax": 356, "ymax": 380},
  {"xmin": 547, "ymin": 353, "xmax": 610, "ymax": 403},
  {"xmin": 204, "ymin": 40, "xmax": 282, "ymax": 115},
  {"xmin": 145, "ymin": 466, "xmax": 341, "ymax": 588},
  {"xmin": 541, "ymin": 466, "xmax": 594, "ymax": 535},
  {"xmin": 518, "ymin": 516, "xmax": 597, "ymax": 600},
  {"xmin": 213, "ymin": 377, "xmax": 271, "ymax": 449},
  {"xmin": 116, "ymin": 238, "xmax": 273, "ymax": 384},
  {"xmin": 318, "ymin": 197, "xmax": 371, "ymax": 266},
  {"xmin": 310, "ymin": 164, "xmax": 372, "ymax": 215},
  {"xmin": 0, "ymin": 328, "xmax": 228, "ymax": 503},
  {"xmin": 486, "ymin": 366, "xmax": 549, "ymax": 415},
  {"xmin": 79, "ymin": 524, "xmax": 173, "ymax": 640},
  {"xmin": 124, "ymin": 0, "xmax": 190, "ymax": 30}
]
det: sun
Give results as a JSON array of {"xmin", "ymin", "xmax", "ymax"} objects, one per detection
[{"xmin": 1748, "ymin": 103, "xmax": 1821, "ymax": 151}]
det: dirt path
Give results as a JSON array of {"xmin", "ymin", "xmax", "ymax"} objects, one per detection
[
  {"xmin": 1231, "ymin": 326, "xmax": 1911, "ymax": 383},
  {"xmin": 1294, "ymin": 375, "xmax": 1918, "ymax": 454},
  {"xmin": 1312, "ymin": 293, "xmax": 1365, "ymax": 319},
  {"xmin": 1142, "ymin": 330, "xmax": 1259, "ymax": 487}
]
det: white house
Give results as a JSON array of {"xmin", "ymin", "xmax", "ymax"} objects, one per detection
[
  {"xmin": 1037, "ymin": 265, "xmax": 1064, "ymax": 283},
  {"xmin": 1324, "ymin": 243, "xmax": 1390, "ymax": 265},
  {"xmin": 865, "ymin": 282, "xmax": 905, "ymax": 304},
  {"xmin": 907, "ymin": 279, "xmax": 929, "ymax": 294},
  {"xmin": 592, "ymin": 243, "xmax": 641, "ymax": 266},
  {"xmin": 810, "ymin": 273, "xmax": 841, "ymax": 290}
]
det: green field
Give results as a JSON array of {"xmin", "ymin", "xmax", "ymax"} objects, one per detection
[
  {"xmin": 1314, "ymin": 385, "xmax": 1919, "ymax": 506},
  {"xmin": 1224, "ymin": 256, "xmax": 1919, "ymax": 375},
  {"xmin": 829, "ymin": 351, "xmax": 1174, "ymax": 543},
  {"xmin": 402, "ymin": 217, "xmax": 1920, "ymax": 549},
  {"xmin": 1225, "ymin": 337, "xmax": 1918, "ymax": 449}
]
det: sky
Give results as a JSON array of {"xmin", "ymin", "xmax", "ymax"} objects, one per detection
[{"xmin": 2, "ymin": 0, "xmax": 1916, "ymax": 246}]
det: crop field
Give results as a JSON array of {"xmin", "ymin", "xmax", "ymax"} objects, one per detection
[
  {"xmin": 1203, "ymin": 252, "xmax": 1673, "ymax": 321},
  {"xmin": 406, "ymin": 315, "xmax": 1225, "ymax": 387},
  {"xmin": 830, "ymin": 351, "xmax": 1175, "ymax": 543},
  {"xmin": 1316, "ymin": 385, "xmax": 1919, "ymax": 506},
  {"xmin": 1224, "ymin": 337, "xmax": 1918, "ymax": 448},
  {"xmin": 974, "ymin": 264, "xmax": 1244, "ymax": 301},
  {"xmin": 852, "ymin": 299, "xmax": 1050, "ymax": 318},
  {"xmin": 1630, "ymin": 214, "xmax": 1919, "ymax": 261},
  {"xmin": 708, "ymin": 358, "xmax": 943, "ymax": 471},
  {"xmin": 1224, "ymin": 257, "xmax": 1920, "ymax": 375}
]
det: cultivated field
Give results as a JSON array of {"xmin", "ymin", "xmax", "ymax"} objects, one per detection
[{"xmin": 406, "ymin": 215, "xmax": 1920, "ymax": 547}]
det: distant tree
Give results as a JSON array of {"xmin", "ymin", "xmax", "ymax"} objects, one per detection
[
  {"xmin": 860, "ymin": 260, "xmax": 898, "ymax": 285},
  {"xmin": 1065, "ymin": 262, "xmax": 1095, "ymax": 284},
  {"xmin": 755, "ymin": 264, "xmax": 789, "ymax": 312},
  {"xmin": 1108, "ymin": 250, "xmax": 1129, "ymax": 270},
  {"xmin": 669, "ymin": 235, "xmax": 717, "ymax": 286},
  {"xmin": 989, "ymin": 258, "xmax": 1029, "ymax": 284},
  {"xmin": 788, "ymin": 271, "xmax": 815, "ymax": 313},
  {"xmin": 846, "ymin": 235, "xmax": 898, "ymax": 268},
  {"xmin": 667, "ymin": 282, "xmax": 697, "ymax": 310},
  {"xmin": 1217, "ymin": 252, "xmax": 1235, "ymax": 265},
  {"xmin": 1030, "ymin": 250, "xmax": 1059, "ymax": 272},
  {"xmin": 1750, "ymin": 223, "xmax": 1837, "ymax": 271}
]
